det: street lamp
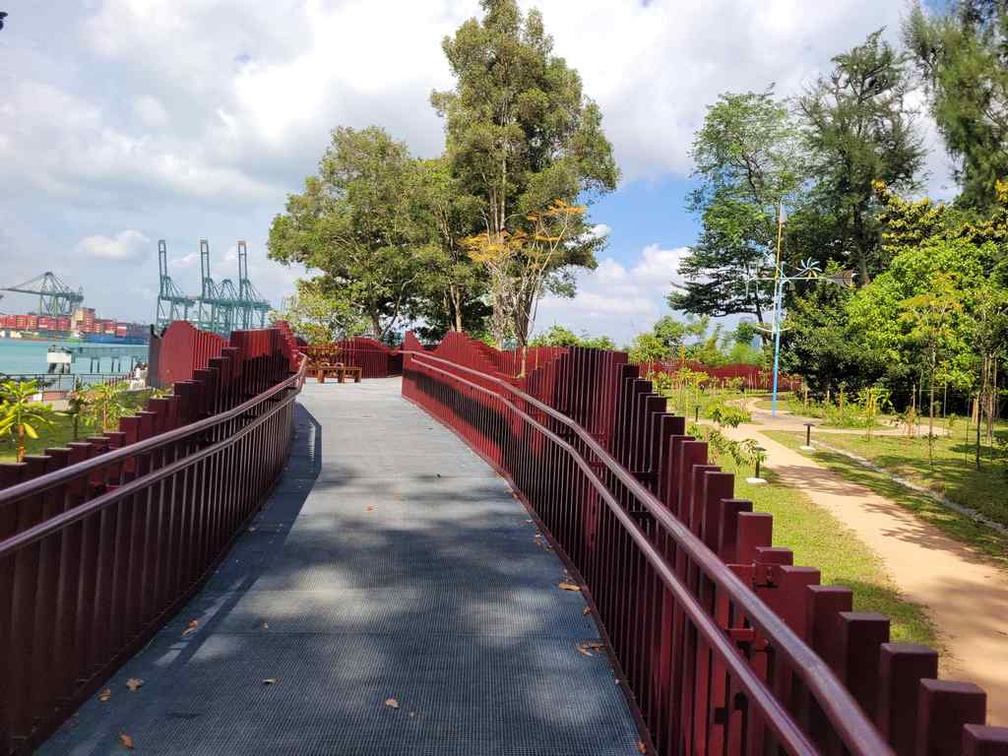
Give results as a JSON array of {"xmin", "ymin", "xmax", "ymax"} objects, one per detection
[{"xmin": 750, "ymin": 259, "xmax": 853, "ymax": 418}]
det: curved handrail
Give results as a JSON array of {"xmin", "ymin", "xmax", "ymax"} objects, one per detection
[
  {"xmin": 404, "ymin": 349, "xmax": 892, "ymax": 755},
  {"xmin": 0, "ymin": 379, "xmax": 300, "ymax": 558},
  {"xmin": 0, "ymin": 355, "xmax": 307, "ymax": 506}
]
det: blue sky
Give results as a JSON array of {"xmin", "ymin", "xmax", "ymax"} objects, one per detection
[{"xmin": 0, "ymin": 0, "xmax": 953, "ymax": 343}]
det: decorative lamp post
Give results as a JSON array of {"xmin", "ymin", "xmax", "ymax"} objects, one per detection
[{"xmin": 749, "ymin": 259, "xmax": 853, "ymax": 418}]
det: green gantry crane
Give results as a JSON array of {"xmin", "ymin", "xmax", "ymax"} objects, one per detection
[{"xmin": 1, "ymin": 272, "xmax": 84, "ymax": 317}]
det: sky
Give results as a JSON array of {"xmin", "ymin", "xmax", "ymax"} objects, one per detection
[{"xmin": 0, "ymin": 0, "xmax": 955, "ymax": 343}]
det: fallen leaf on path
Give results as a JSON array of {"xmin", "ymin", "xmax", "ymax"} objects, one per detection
[
  {"xmin": 119, "ymin": 732, "xmax": 135, "ymax": 750},
  {"xmin": 576, "ymin": 640, "xmax": 605, "ymax": 657},
  {"xmin": 366, "ymin": 504, "xmax": 375, "ymax": 511},
  {"xmin": 558, "ymin": 582, "xmax": 581, "ymax": 592},
  {"xmin": 182, "ymin": 619, "xmax": 199, "ymax": 637},
  {"xmin": 262, "ymin": 622, "xmax": 269, "ymax": 629},
  {"xmin": 262, "ymin": 678, "xmax": 278, "ymax": 685},
  {"xmin": 534, "ymin": 534, "xmax": 551, "ymax": 551},
  {"xmin": 98, "ymin": 688, "xmax": 111, "ymax": 702},
  {"xmin": 582, "ymin": 606, "xmax": 591, "ymax": 616},
  {"xmin": 384, "ymin": 697, "xmax": 400, "ymax": 709},
  {"xmin": 637, "ymin": 740, "xmax": 647, "ymax": 753},
  {"xmin": 125, "ymin": 678, "xmax": 143, "ymax": 692}
]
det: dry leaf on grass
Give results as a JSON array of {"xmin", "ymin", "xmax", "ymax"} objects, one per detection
[
  {"xmin": 98, "ymin": 688, "xmax": 111, "ymax": 702},
  {"xmin": 182, "ymin": 619, "xmax": 199, "ymax": 637},
  {"xmin": 262, "ymin": 678, "xmax": 278, "ymax": 686},
  {"xmin": 557, "ymin": 582, "xmax": 581, "ymax": 592},
  {"xmin": 125, "ymin": 678, "xmax": 143, "ymax": 692},
  {"xmin": 119, "ymin": 732, "xmax": 135, "ymax": 750},
  {"xmin": 384, "ymin": 697, "xmax": 400, "ymax": 709}
]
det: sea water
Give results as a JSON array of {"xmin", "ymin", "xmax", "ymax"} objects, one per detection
[{"xmin": 0, "ymin": 338, "xmax": 149, "ymax": 378}]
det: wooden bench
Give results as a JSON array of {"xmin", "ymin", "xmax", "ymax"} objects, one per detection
[{"xmin": 315, "ymin": 364, "xmax": 362, "ymax": 384}]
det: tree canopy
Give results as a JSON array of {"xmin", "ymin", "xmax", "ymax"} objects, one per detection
[
  {"xmin": 432, "ymin": 0, "xmax": 619, "ymax": 345},
  {"xmin": 906, "ymin": 0, "xmax": 1008, "ymax": 211}
]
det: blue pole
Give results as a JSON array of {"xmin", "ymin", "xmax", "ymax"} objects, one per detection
[{"xmin": 771, "ymin": 278, "xmax": 783, "ymax": 417}]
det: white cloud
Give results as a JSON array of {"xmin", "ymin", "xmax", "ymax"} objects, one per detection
[
  {"xmin": 535, "ymin": 244, "xmax": 690, "ymax": 343},
  {"xmin": 172, "ymin": 252, "xmax": 200, "ymax": 269},
  {"xmin": 77, "ymin": 229, "xmax": 150, "ymax": 261},
  {"xmin": 132, "ymin": 95, "xmax": 169, "ymax": 127}
]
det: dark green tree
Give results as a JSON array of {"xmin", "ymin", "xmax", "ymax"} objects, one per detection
[
  {"xmin": 410, "ymin": 157, "xmax": 490, "ymax": 339},
  {"xmin": 432, "ymin": 0, "xmax": 619, "ymax": 346},
  {"xmin": 268, "ymin": 126, "xmax": 434, "ymax": 341},
  {"xmin": 800, "ymin": 30, "xmax": 926, "ymax": 285},
  {"xmin": 781, "ymin": 278, "xmax": 887, "ymax": 397},
  {"xmin": 905, "ymin": 1, "xmax": 1008, "ymax": 210},
  {"xmin": 673, "ymin": 91, "xmax": 804, "ymax": 328}
]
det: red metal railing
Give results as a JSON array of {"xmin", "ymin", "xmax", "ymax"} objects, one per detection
[
  {"xmin": 0, "ymin": 328, "xmax": 306, "ymax": 755},
  {"xmin": 402, "ymin": 336, "xmax": 1007, "ymax": 755},
  {"xmin": 299, "ymin": 337, "xmax": 402, "ymax": 378}
]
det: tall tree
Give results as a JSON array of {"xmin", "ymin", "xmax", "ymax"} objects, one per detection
[
  {"xmin": 800, "ymin": 30, "xmax": 926, "ymax": 285},
  {"xmin": 672, "ymin": 91, "xmax": 804, "ymax": 328},
  {"xmin": 906, "ymin": 1, "xmax": 1008, "ymax": 211},
  {"xmin": 431, "ymin": 0, "xmax": 619, "ymax": 346},
  {"xmin": 412, "ymin": 158, "xmax": 489, "ymax": 338},
  {"xmin": 267, "ymin": 126, "xmax": 433, "ymax": 341}
]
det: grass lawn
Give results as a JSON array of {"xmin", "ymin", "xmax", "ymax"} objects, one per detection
[
  {"xmin": 764, "ymin": 430, "xmax": 1008, "ymax": 566},
  {"xmin": 718, "ymin": 455, "xmax": 937, "ymax": 646},
  {"xmin": 775, "ymin": 428, "xmax": 1008, "ymax": 527},
  {"xmin": 0, "ymin": 414, "xmax": 97, "ymax": 462}
]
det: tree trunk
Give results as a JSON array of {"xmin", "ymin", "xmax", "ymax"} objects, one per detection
[
  {"xmin": 852, "ymin": 206, "xmax": 871, "ymax": 286},
  {"xmin": 16, "ymin": 424, "xmax": 25, "ymax": 463},
  {"xmin": 928, "ymin": 360, "xmax": 935, "ymax": 469},
  {"xmin": 449, "ymin": 285, "xmax": 464, "ymax": 332}
]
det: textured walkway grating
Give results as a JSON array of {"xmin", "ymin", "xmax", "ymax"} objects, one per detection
[{"xmin": 40, "ymin": 378, "xmax": 642, "ymax": 755}]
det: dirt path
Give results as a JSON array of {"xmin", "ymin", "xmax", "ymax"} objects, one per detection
[
  {"xmin": 723, "ymin": 421, "xmax": 1008, "ymax": 725},
  {"xmin": 738, "ymin": 397, "xmax": 951, "ymax": 437}
]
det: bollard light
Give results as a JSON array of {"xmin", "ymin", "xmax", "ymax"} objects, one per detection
[
  {"xmin": 747, "ymin": 445, "xmax": 767, "ymax": 485},
  {"xmin": 801, "ymin": 422, "xmax": 815, "ymax": 451}
]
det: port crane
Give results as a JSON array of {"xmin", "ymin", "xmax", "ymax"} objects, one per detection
[
  {"xmin": 156, "ymin": 238, "xmax": 273, "ymax": 336},
  {"xmin": 237, "ymin": 241, "xmax": 272, "ymax": 329},
  {"xmin": 156, "ymin": 240, "xmax": 196, "ymax": 330},
  {"xmin": 1, "ymin": 272, "xmax": 84, "ymax": 316}
]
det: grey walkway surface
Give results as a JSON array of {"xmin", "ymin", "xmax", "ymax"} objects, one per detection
[{"xmin": 41, "ymin": 378, "xmax": 642, "ymax": 755}]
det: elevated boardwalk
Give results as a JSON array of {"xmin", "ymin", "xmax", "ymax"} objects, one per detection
[{"xmin": 40, "ymin": 379, "xmax": 641, "ymax": 755}]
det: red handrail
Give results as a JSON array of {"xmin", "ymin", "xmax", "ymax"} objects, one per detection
[{"xmin": 403, "ymin": 349, "xmax": 891, "ymax": 754}]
